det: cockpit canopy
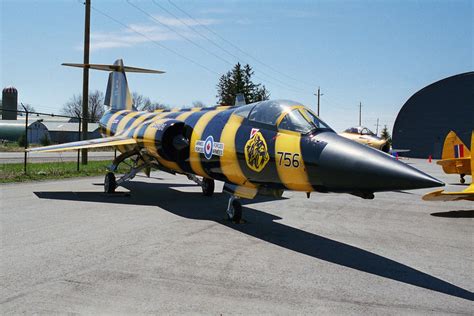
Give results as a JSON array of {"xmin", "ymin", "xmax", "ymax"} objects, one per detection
[
  {"xmin": 343, "ymin": 126, "xmax": 375, "ymax": 136},
  {"xmin": 233, "ymin": 99, "xmax": 332, "ymax": 134}
]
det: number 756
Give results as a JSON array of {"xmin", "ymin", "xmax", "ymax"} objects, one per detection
[{"xmin": 277, "ymin": 151, "xmax": 300, "ymax": 168}]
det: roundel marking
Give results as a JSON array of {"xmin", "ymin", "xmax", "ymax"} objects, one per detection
[{"xmin": 204, "ymin": 135, "xmax": 214, "ymax": 160}]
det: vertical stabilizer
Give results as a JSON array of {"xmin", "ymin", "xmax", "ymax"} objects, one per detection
[
  {"xmin": 441, "ymin": 130, "xmax": 471, "ymax": 159},
  {"xmin": 470, "ymin": 131, "xmax": 473, "ymax": 176},
  {"xmin": 104, "ymin": 59, "xmax": 133, "ymax": 110}
]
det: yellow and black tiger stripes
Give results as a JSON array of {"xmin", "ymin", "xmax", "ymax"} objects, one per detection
[
  {"xmin": 125, "ymin": 112, "xmax": 156, "ymax": 135},
  {"xmin": 105, "ymin": 110, "xmax": 127, "ymax": 136},
  {"xmin": 189, "ymin": 110, "xmax": 222, "ymax": 178},
  {"xmin": 115, "ymin": 111, "xmax": 142, "ymax": 152},
  {"xmin": 115, "ymin": 111, "xmax": 139, "ymax": 135},
  {"xmin": 274, "ymin": 131, "xmax": 313, "ymax": 192},
  {"xmin": 175, "ymin": 111, "xmax": 194, "ymax": 121},
  {"xmin": 220, "ymin": 115, "xmax": 254, "ymax": 186}
]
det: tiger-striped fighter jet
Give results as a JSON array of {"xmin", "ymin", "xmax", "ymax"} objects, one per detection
[{"xmin": 29, "ymin": 60, "xmax": 444, "ymax": 222}]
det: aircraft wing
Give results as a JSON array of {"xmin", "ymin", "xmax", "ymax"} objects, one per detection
[
  {"xmin": 391, "ymin": 149, "xmax": 410, "ymax": 153},
  {"xmin": 27, "ymin": 136, "xmax": 136, "ymax": 153},
  {"xmin": 422, "ymin": 184, "xmax": 474, "ymax": 201}
]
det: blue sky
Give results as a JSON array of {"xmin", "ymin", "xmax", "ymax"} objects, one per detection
[{"xmin": 1, "ymin": 0, "xmax": 472, "ymax": 133}]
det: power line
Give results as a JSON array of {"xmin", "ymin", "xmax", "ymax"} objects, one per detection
[
  {"xmin": 128, "ymin": 0, "xmax": 308, "ymax": 94},
  {"xmin": 167, "ymin": 0, "xmax": 318, "ymax": 90},
  {"xmin": 127, "ymin": 0, "xmax": 235, "ymax": 67},
  {"xmin": 88, "ymin": 3, "xmax": 220, "ymax": 75},
  {"xmin": 150, "ymin": 0, "xmax": 308, "ymax": 94}
]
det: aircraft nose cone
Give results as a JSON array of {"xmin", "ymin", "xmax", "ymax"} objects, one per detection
[{"xmin": 314, "ymin": 133, "xmax": 444, "ymax": 192}]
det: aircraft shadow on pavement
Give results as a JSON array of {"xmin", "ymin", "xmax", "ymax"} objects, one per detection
[
  {"xmin": 431, "ymin": 210, "xmax": 474, "ymax": 218},
  {"xmin": 34, "ymin": 181, "xmax": 473, "ymax": 301}
]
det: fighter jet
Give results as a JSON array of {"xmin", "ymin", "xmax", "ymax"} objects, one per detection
[
  {"xmin": 28, "ymin": 59, "xmax": 444, "ymax": 222},
  {"xmin": 339, "ymin": 126, "xmax": 390, "ymax": 153}
]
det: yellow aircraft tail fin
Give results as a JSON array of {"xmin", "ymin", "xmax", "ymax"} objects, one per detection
[
  {"xmin": 441, "ymin": 130, "xmax": 470, "ymax": 160},
  {"xmin": 471, "ymin": 131, "xmax": 474, "ymax": 176}
]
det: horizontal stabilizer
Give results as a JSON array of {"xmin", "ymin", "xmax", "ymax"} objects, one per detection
[
  {"xmin": 27, "ymin": 136, "xmax": 136, "ymax": 153},
  {"xmin": 62, "ymin": 63, "xmax": 165, "ymax": 74}
]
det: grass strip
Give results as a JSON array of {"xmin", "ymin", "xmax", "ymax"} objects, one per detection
[{"xmin": 0, "ymin": 160, "xmax": 125, "ymax": 183}]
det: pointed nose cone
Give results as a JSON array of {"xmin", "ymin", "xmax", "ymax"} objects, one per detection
[{"xmin": 315, "ymin": 133, "xmax": 444, "ymax": 192}]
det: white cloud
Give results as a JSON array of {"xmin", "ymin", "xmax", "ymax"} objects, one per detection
[{"xmin": 80, "ymin": 15, "xmax": 219, "ymax": 51}]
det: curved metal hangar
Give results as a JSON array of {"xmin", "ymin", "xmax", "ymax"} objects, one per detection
[{"xmin": 392, "ymin": 72, "xmax": 474, "ymax": 159}]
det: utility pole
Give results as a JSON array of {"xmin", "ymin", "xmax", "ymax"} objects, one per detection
[
  {"xmin": 358, "ymin": 101, "xmax": 362, "ymax": 126},
  {"xmin": 314, "ymin": 87, "xmax": 323, "ymax": 116},
  {"xmin": 375, "ymin": 118, "xmax": 380, "ymax": 135},
  {"xmin": 81, "ymin": 0, "xmax": 91, "ymax": 164}
]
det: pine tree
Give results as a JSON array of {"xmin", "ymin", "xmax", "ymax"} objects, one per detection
[
  {"xmin": 216, "ymin": 63, "xmax": 270, "ymax": 105},
  {"xmin": 380, "ymin": 125, "xmax": 392, "ymax": 146}
]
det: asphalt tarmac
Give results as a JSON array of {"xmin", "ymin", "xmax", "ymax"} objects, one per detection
[{"xmin": 1, "ymin": 159, "xmax": 472, "ymax": 314}]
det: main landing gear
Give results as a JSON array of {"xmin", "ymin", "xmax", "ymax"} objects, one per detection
[
  {"xmin": 460, "ymin": 174, "xmax": 466, "ymax": 184},
  {"xmin": 187, "ymin": 174, "xmax": 215, "ymax": 196},
  {"xmin": 104, "ymin": 151, "xmax": 152, "ymax": 194},
  {"xmin": 104, "ymin": 172, "xmax": 117, "ymax": 193}
]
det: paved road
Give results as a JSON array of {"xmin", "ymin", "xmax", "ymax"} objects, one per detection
[
  {"xmin": 1, "ymin": 159, "xmax": 472, "ymax": 314},
  {"xmin": 0, "ymin": 151, "xmax": 115, "ymax": 163}
]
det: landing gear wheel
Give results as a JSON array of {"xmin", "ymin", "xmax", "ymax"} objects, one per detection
[
  {"xmin": 227, "ymin": 199, "xmax": 242, "ymax": 223},
  {"xmin": 202, "ymin": 178, "xmax": 215, "ymax": 196},
  {"xmin": 460, "ymin": 176, "xmax": 465, "ymax": 184},
  {"xmin": 104, "ymin": 172, "xmax": 116, "ymax": 193}
]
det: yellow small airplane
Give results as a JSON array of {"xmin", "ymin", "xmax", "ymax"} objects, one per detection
[
  {"xmin": 423, "ymin": 131, "xmax": 474, "ymax": 202},
  {"xmin": 436, "ymin": 130, "xmax": 471, "ymax": 184},
  {"xmin": 339, "ymin": 126, "xmax": 390, "ymax": 153}
]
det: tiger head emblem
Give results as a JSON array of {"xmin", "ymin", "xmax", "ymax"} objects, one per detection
[{"xmin": 244, "ymin": 131, "xmax": 270, "ymax": 172}]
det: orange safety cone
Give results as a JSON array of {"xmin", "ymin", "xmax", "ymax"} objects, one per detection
[{"xmin": 428, "ymin": 155, "xmax": 432, "ymax": 163}]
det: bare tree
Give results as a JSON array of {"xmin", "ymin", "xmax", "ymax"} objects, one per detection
[
  {"xmin": 132, "ymin": 92, "xmax": 167, "ymax": 111},
  {"xmin": 192, "ymin": 100, "xmax": 206, "ymax": 108},
  {"xmin": 61, "ymin": 90, "xmax": 105, "ymax": 122},
  {"xmin": 18, "ymin": 103, "xmax": 36, "ymax": 112},
  {"xmin": 131, "ymin": 92, "xmax": 152, "ymax": 111}
]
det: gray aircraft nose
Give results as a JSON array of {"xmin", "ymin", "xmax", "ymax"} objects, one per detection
[{"xmin": 313, "ymin": 133, "xmax": 444, "ymax": 193}]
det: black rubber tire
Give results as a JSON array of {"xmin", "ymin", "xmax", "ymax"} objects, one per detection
[
  {"xmin": 460, "ymin": 177, "xmax": 465, "ymax": 184},
  {"xmin": 202, "ymin": 178, "xmax": 215, "ymax": 196},
  {"xmin": 104, "ymin": 172, "xmax": 116, "ymax": 193},
  {"xmin": 231, "ymin": 200, "xmax": 242, "ymax": 223}
]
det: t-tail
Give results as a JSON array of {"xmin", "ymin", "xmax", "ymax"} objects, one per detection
[{"xmin": 62, "ymin": 59, "xmax": 165, "ymax": 112}]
